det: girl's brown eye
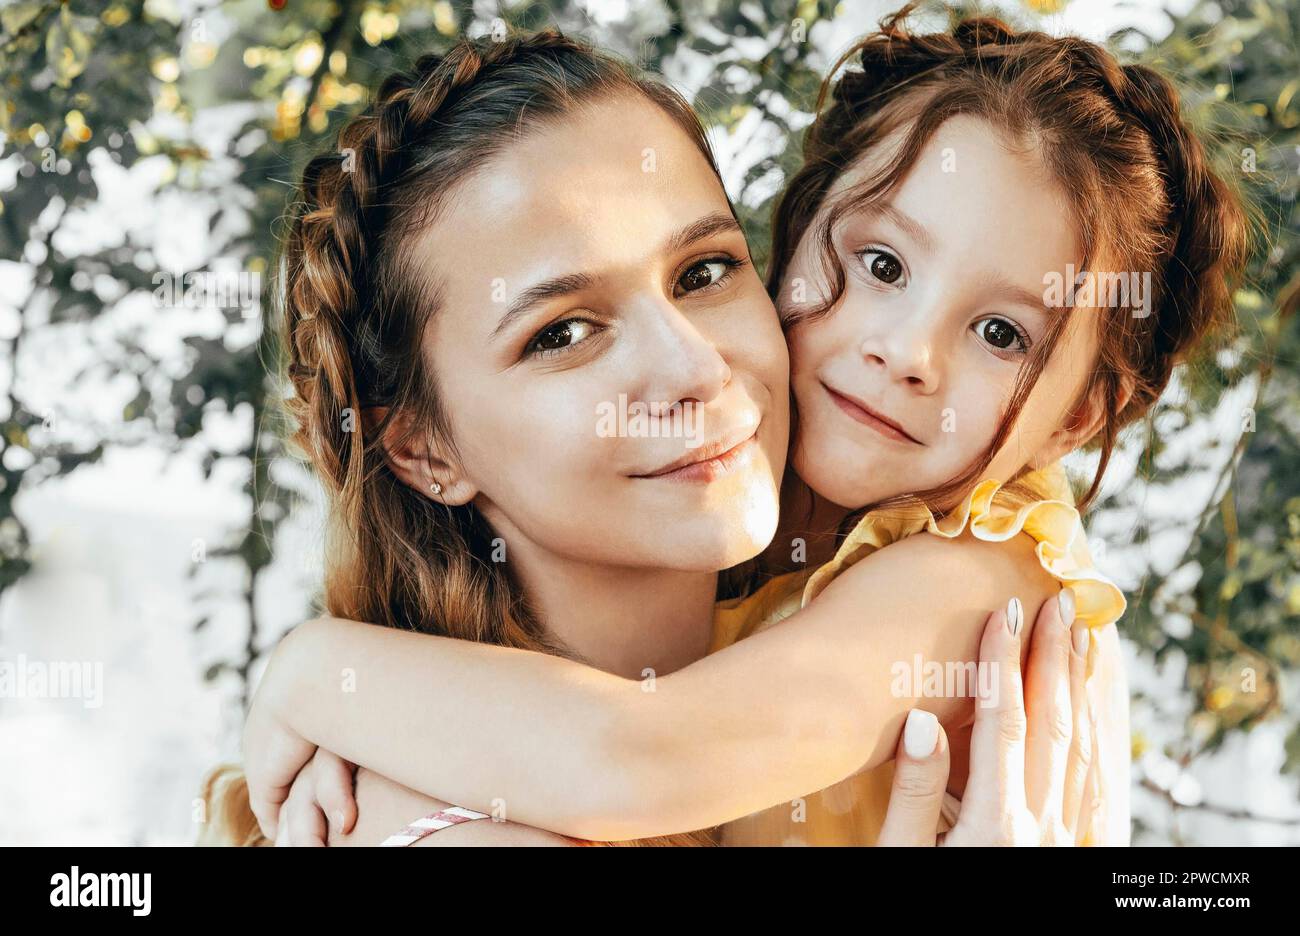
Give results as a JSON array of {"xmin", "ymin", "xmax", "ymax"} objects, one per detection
[
  {"xmin": 982, "ymin": 320, "xmax": 1015, "ymax": 348},
  {"xmin": 870, "ymin": 252, "xmax": 902, "ymax": 283},
  {"xmin": 859, "ymin": 248, "xmax": 905, "ymax": 286},
  {"xmin": 974, "ymin": 317, "xmax": 1028, "ymax": 353}
]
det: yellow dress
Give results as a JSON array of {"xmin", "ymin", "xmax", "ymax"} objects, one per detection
[{"xmin": 710, "ymin": 463, "xmax": 1127, "ymax": 846}]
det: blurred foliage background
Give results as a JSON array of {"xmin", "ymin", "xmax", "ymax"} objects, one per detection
[{"xmin": 0, "ymin": 0, "xmax": 1295, "ymax": 843}]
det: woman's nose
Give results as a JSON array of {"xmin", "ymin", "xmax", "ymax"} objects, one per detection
[{"xmin": 644, "ymin": 303, "xmax": 732, "ymax": 406}]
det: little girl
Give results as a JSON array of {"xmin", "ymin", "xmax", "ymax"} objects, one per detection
[{"xmin": 236, "ymin": 10, "xmax": 1248, "ymax": 845}]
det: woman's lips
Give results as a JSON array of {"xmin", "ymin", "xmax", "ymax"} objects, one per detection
[
  {"xmin": 634, "ymin": 431, "xmax": 760, "ymax": 483},
  {"xmin": 822, "ymin": 383, "xmax": 922, "ymax": 445}
]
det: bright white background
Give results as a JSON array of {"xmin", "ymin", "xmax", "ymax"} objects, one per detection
[{"xmin": 2, "ymin": 0, "xmax": 1295, "ymax": 845}]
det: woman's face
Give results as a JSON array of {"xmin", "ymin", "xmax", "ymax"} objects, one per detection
[
  {"xmin": 782, "ymin": 115, "xmax": 1102, "ymax": 509},
  {"xmin": 414, "ymin": 93, "xmax": 789, "ymax": 572}
]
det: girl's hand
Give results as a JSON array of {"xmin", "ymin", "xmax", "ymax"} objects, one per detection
[
  {"xmin": 878, "ymin": 591, "xmax": 1093, "ymax": 846},
  {"xmin": 243, "ymin": 631, "xmax": 322, "ymax": 839},
  {"xmin": 275, "ymin": 748, "xmax": 359, "ymax": 846}
]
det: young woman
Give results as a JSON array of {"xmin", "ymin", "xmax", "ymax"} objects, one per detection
[
  {"xmin": 220, "ymin": 9, "xmax": 1247, "ymax": 846},
  {"xmin": 202, "ymin": 28, "xmax": 804, "ymax": 847}
]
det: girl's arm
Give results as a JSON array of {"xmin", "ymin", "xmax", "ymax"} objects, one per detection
[
  {"xmin": 328, "ymin": 769, "xmax": 571, "ymax": 847},
  {"xmin": 248, "ymin": 528, "xmax": 1062, "ymax": 841}
]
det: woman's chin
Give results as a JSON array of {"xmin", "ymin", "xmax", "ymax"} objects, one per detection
[{"xmin": 682, "ymin": 489, "xmax": 781, "ymax": 571}]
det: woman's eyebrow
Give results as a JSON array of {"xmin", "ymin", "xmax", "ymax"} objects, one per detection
[
  {"xmin": 492, "ymin": 272, "xmax": 595, "ymax": 339},
  {"xmin": 666, "ymin": 211, "xmax": 743, "ymax": 254},
  {"xmin": 489, "ymin": 212, "xmax": 742, "ymax": 340}
]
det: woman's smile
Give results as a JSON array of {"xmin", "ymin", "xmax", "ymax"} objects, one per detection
[{"xmin": 633, "ymin": 428, "xmax": 761, "ymax": 483}]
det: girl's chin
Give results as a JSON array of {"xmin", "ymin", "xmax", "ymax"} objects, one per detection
[
  {"xmin": 791, "ymin": 446, "xmax": 874, "ymax": 509},
  {"xmin": 793, "ymin": 441, "xmax": 963, "ymax": 509}
]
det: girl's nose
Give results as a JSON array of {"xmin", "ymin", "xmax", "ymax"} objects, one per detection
[{"xmin": 859, "ymin": 319, "xmax": 941, "ymax": 394}]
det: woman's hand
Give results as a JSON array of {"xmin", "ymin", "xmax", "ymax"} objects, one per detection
[{"xmin": 878, "ymin": 590, "xmax": 1094, "ymax": 846}]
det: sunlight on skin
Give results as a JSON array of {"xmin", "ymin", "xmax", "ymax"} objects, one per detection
[{"xmin": 386, "ymin": 93, "xmax": 790, "ymax": 677}]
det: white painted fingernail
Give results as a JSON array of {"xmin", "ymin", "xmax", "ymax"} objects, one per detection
[
  {"xmin": 1058, "ymin": 588, "xmax": 1076, "ymax": 628},
  {"xmin": 1072, "ymin": 625, "xmax": 1090, "ymax": 657},
  {"xmin": 332, "ymin": 811, "xmax": 345, "ymax": 830},
  {"xmin": 1006, "ymin": 597, "xmax": 1022, "ymax": 636},
  {"xmin": 903, "ymin": 709, "xmax": 939, "ymax": 759}
]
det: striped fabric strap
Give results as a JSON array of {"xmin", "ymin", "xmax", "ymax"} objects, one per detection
[{"xmin": 380, "ymin": 806, "xmax": 492, "ymax": 847}]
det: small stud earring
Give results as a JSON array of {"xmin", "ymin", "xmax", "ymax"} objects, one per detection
[{"xmin": 430, "ymin": 481, "xmax": 443, "ymax": 496}]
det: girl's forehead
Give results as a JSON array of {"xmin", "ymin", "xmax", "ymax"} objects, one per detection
[
  {"xmin": 820, "ymin": 117, "xmax": 1076, "ymax": 248},
  {"xmin": 826, "ymin": 115, "xmax": 1011, "ymax": 203}
]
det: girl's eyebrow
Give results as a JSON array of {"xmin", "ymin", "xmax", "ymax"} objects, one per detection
[
  {"xmin": 976, "ymin": 271, "xmax": 1054, "ymax": 315},
  {"xmin": 855, "ymin": 202, "xmax": 935, "ymax": 255},
  {"xmin": 490, "ymin": 211, "xmax": 742, "ymax": 340}
]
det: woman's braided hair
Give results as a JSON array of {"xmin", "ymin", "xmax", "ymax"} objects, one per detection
[
  {"xmin": 203, "ymin": 29, "xmax": 721, "ymax": 847},
  {"xmin": 770, "ymin": 6, "xmax": 1250, "ymax": 512}
]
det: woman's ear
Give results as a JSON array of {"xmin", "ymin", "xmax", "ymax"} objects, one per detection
[
  {"xmin": 1029, "ymin": 371, "xmax": 1136, "ymax": 470},
  {"xmin": 375, "ymin": 407, "xmax": 478, "ymax": 506}
]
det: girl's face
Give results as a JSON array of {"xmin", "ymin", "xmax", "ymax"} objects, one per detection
[
  {"xmin": 783, "ymin": 116, "xmax": 1103, "ymax": 510},
  {"xmin": 411, "ymin": 94, "xmax": 789, "ymax": 572}
]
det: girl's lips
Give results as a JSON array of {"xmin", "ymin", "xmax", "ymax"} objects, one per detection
[
  {"xmin": 822, "ymin": 383, "xmax": 922, "ymax": 445},
  {"xmin": 637, "ymin": 432, "xmax": 759, "ymax": 483}
]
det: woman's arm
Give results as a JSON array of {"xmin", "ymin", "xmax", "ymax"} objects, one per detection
[{"xmin": 248, "ymin": 527, "xmax": 1067, "ymax": 841}]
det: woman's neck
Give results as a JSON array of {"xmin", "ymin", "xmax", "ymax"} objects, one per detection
[{"xmin": 502, "ymin": 540, "xmax": 720, "ymax": 680}]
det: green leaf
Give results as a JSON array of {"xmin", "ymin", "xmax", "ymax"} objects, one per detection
[
  {"xmin": 45, "ymin": 7, "xmax": 94, "ymax": 88},
  {"xmin": 0, "ymin": 2, "xmax": 45, "ymax": 37}
]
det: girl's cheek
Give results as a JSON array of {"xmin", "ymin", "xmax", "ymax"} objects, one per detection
[
  {"xmin": 941, "ymin": 376, "xmax": 1007, "ymax": 462},
  {"xmin": 788, "ymin": 314, "xmax": 838, "ymax": 368},
  {"xmin": 783, "ymin": 326, "xmax": 810, "ymax": 377}
]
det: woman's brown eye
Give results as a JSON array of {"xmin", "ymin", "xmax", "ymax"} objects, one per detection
[
  {"xmin": 679, "ymin": 260, "xmax": 728, "ymax": 292},
  {"xmin": 537, "ymin": 323, "xmax": 573, "ymax": 350},
  {"xmin": 530, "ymin": 319, "xmax": 594, "ymax": 356},
  {"xmin": 867, "ymin": 250, "xmax": 903, "ymax": 284}
]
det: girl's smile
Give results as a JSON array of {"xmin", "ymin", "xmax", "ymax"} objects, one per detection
[{"xmin": 821, "ymin": 381, "xmax": 924, "ymax": 446}]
